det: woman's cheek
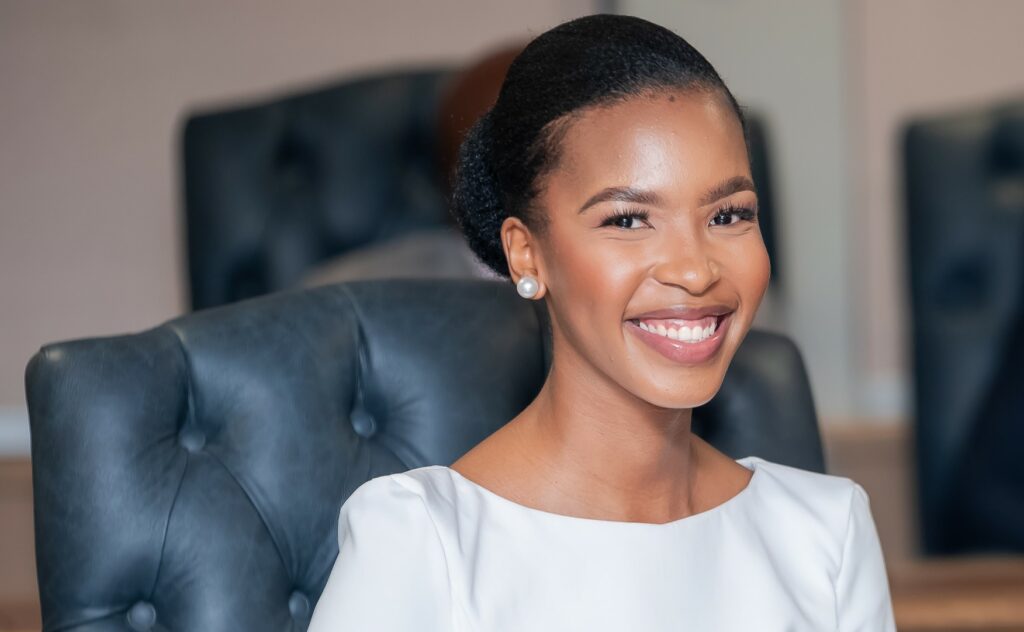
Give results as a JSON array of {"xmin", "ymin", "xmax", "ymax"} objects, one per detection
[
  {"xmin": 555, "ymin": 232, "xmax": 634, "ymax": 291},
  {"xmin": 733, "ymin": 236, "xmax": 771, "ymax": 309}
]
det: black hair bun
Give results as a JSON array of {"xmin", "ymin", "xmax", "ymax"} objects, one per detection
[{"xmin": 450, "ymin": 111, "xmax": 511, "ymax": 277}]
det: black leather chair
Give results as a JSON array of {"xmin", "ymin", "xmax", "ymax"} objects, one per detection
[
  {"xmin": 182, "ymin": 66, "xmax": 782, "ymax": 310},
  {"xmin": 903, "ymin": 97, "xmax": 1024, "ymax": 554},
  {"xmin": 26, "ymin": 279, "xmax": 823, "ymax": 631},
  {"xmin": 183, "ymin": 68, "xmax": 454, "ymax": 310}
]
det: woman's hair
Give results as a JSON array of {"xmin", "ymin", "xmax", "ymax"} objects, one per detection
[{"xmin": 451, "ymin": 14, "xmax": 746, "ymax": 277}]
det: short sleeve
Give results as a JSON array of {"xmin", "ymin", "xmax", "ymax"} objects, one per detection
[
  {"xmin": 835, "ymin": 483, "xmax": 897, "ymax": 632},
  {"xmin": 308, "ymin": 476, "xmax": 455, "ymax": 631}
]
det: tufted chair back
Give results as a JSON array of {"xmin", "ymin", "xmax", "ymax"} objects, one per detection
[{"xmin": 26, "ymin": 280, "xmax": 823, "ymax": 631}]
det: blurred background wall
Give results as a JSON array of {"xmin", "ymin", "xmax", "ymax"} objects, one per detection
[
  {"xmin": 849, "ymin": 0, "xmax": 1024, "ymax": 418},
  {"xmin": 1, "ymin": 0, "xmax": 1023, "ymax": 429}
]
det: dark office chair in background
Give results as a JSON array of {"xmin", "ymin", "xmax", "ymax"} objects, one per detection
[
  {"xmin": 904, "ymin": 97, "xmax": 1024, "ymax": 555},
  {"xmin": 26, "ymin": 279, "xmax": 822, "ymax": 631},
  {"xmin": 182, "ymin": 68, "xmax": 454, "ymax": 310}
]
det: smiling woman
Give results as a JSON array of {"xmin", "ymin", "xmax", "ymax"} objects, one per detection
[
  {"xmin": 494, "ymin": 90, "xmax": 769, "ymax": 408},
  {"xmin": 308, "ymin": 14, "xmax": 895, "ymax": 632}
]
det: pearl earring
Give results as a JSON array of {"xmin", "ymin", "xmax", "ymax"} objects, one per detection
[{"xmin": 516, "ymin": 275, "xmax": 540, "ymax": 299}]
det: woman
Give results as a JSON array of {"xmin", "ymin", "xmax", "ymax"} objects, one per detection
[{"xmin": 309, "ymin": 14, "xmax": 895, "ymax": 631}]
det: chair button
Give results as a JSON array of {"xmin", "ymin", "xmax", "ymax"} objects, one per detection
[
  {"xmin": 350, "ymin": 410, "xmax": 377, "ymax": 439},
  {"xmin": 178, "ymin": 427, "xmax": 206, "ymax": 452},
  {"xmin": 288, "ymin": 590, "xmax": 311, "ymax": 619},
  {"xmin": 126, "ymin": 601, "xmax": 156, "ymax": 631}
]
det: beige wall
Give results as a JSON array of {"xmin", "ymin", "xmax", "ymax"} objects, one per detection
[
  {"xmin": 0, "ymin": 1, "xmax": 592, "ymax": 436},
  {"xmin": 847, "ymin": 0, "xmax": 1024, "ymax": 416}
]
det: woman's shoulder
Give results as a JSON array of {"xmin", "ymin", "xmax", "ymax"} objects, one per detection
[
  {"xmin": 341, "ymin": 465, "xmax": 459, "ymax": 523},
  {"xmin": 743, "ymin": 457, "xmax": 894, "ymax": 628},
  {"xmin": 744, "ymin": 455, "xmax": 873, "ymax": 541},
  {"xmin": 747, "ymin": 455, "xmax": 863, "ymax": 497}
]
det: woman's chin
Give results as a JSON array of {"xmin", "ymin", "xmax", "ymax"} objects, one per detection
[
  {"xmin": 617, "ymin": 349, "xmax": 732, "ymax": 410},
  {"xmin": 631, "ymin": 381, "xmax": 725, "ymax": 411}
]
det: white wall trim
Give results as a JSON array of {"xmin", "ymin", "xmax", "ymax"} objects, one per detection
[{"xmin": 0, "ymin": 406, "xmax": 31, "ymax": 457}]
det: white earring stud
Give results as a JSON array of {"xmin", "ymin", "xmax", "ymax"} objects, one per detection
[{"xmin": 516, "ymin": 275, "xmax": 540, "ymax": 299}]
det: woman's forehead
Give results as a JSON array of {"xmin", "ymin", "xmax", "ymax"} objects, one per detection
[{"xmin": 548, "ymin": 91, "xmax": 749, "ymax": 206}]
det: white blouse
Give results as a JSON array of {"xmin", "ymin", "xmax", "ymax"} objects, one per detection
[{"xmin": 308, "ymin": 455, "xmax": 897, "ymax": 631}]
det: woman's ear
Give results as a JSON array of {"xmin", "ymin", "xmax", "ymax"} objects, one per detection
[{"xmin": 500, "ymin": 216, "xmax": 547, "ymax": 299}]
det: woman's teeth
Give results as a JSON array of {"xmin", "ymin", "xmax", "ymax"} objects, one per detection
[{"xmin": 637, "ymin": 317, "xmax": 717, "ymax": 343}]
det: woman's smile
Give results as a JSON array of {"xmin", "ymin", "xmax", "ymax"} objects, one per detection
[{"xmin": 625, "ymin": 311, "xmax": 733, "ymax": 365}]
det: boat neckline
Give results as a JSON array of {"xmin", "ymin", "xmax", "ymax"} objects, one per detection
[{"xmin": 423, "ymin": 455, "xmax": 764, "ymax": 528}]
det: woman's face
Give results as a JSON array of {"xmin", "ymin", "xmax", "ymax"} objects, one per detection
[{"xmin": 510, "ymin": 89, "xmax": 770, "ymax": 409}]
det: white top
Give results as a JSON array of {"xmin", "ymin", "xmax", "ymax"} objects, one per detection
[{"xmin": 308, "ymin": 456, "xmax": 896, "ymax": 631}]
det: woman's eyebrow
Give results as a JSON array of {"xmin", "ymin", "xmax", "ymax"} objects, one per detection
[
  {"xmin": 699, "ymin": 175, "xmax": 756, "ymax": 206},
  {"xmin": 578, "ymin": 176, "xmax": 756, "ymax": 214},
  {"xmin": 578, "ymin": 186, "xmax": 663, "ymax": 214}
]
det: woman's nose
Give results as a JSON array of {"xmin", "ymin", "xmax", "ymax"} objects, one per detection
[{"xmin": 651, "ymin": 240, "xmax": 721, "ymax": 295}]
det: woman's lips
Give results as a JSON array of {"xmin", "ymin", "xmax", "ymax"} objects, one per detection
[{"xmin": 625, "ymin": 312, "xmax": 733, "ymax": 365}]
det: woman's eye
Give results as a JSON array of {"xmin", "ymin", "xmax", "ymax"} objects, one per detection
[
  {"xmin": 601, "ymin": 211, "xmax": 649, "ymax": 229},
  {"xmin": 710, "ymin": 206, "xmax": 757, "ymax": 226}
]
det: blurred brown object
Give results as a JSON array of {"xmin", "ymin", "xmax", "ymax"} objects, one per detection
[
  {"xmin": 435, "ymin": 43, "xmax": 523, "ymax": 190},
  {"xmin": 890, "ymin": 556, "xmax": 1024, "ymax": 631},
  {"xmin": 0, "ymin": 458, "xmax": 39, "ymax": 632}
]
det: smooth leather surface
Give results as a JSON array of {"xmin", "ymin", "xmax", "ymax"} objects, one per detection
[
  {"xmin": 26, "ymin": 279, "xmax": 823, "ymax": 631},
  {"xmin": 904, "ymin": 98, "xmax": 1024, "ymax": 554}
]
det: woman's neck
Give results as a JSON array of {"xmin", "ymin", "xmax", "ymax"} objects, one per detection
[{"xmin": 505, "ymin": 349, "xmax": 702, "ymax": 523}]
